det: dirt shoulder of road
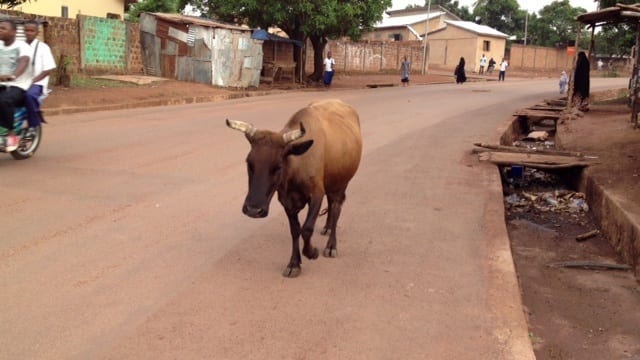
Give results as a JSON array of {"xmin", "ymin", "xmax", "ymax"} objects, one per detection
[{"xmin": 41, "ymin": 72, "xmax": 456, "ymax": 116}]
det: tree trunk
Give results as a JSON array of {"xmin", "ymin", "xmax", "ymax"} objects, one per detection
[{"xmin": 309, "ymin": 35, "xmax": 327, "ymax": 82}]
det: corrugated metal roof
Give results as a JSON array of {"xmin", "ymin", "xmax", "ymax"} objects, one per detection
[
  {"xmin": 444, "ymin": 20, "xmax": 509, "ymax": 38},
  {"xmin": 149, "ymin": 12, "xmax": 250, "ymax": 31},
  {"xmin": 374, "ymin": 12, "xmax": 445, "ymax": 29}
]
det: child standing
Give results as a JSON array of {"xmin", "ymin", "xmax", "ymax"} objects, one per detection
[{"xmin": 559, "ymin": 70, "xmax": 568, "ymax": 94}]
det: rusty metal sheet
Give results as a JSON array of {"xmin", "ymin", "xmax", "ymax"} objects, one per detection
[
  {"xmin": 141, "ymin": 32, "xmax": 160, "ymax": 76},
  {"xmin": 161, "ymin": 54, "xmax": 176, "ymax": 78},
  {"xmin": 177, "ymin": 57, "xmax": 212, "ymax": 84}
]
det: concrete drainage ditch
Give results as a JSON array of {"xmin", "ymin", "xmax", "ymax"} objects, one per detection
[{"xmin": 476, "ymin": 96, "xmax": 640, "ymax": 359}]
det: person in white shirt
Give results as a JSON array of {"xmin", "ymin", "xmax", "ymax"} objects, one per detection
[
  {"xmin": 323, "ymin": 51, "xmax": 335, "ymax": 88},
  {"xmin": 0, "ymin": 19, "xmax": 32, "ymax": 151},
  {"xmin": 498, "ymin": 58, "xmax": 508, "ymax": 81},
  {"xmin": 479, "ymin": 54, "xmax": 487, "ymax": 75},
  {"xmin": 23, "ymin": 20, "xmax": 56, "ymax": 135}
]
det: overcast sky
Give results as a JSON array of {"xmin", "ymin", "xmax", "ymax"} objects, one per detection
[{"xmin": 390, "ymin": 0, "xmax": 599, "ymax": 14}]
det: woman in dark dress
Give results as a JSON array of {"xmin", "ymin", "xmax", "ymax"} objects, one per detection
[
  {"xmin": 454, "ymin": 57, "xmax": 466, "ymax": 84},
  {"xmin": 573, "ymin": 51, "xmax": 590, "ymax": 111}
]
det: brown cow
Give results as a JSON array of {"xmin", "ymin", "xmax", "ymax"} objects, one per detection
[{"xmin": 226, "ymin": 99, "xmax": 362, "ymax": 277}]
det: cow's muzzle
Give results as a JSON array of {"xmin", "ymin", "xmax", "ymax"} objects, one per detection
[{"xmin": 243, "ymin": 204, "xmax": 268, "ymax": 218}]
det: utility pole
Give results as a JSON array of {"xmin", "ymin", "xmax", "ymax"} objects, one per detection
[
  {"xmin": 421, "ymin": 0, "xmax": 431, "ymax": 74},
  {"xmin": 524, "ymin": 12, "xmax": 528, "ymax": 46}
]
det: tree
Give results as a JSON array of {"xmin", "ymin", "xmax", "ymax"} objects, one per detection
[
  {"xmin": 127, "ymin": 0, "xmax": 179, "ymax": 22},
  {"xmin": 597, "ymin": 0, "xmax": 636, "ymax": 9},
  {"xmin": 472, "ymin": 0, "xmax": 522, "ymax": 35},
  {"xmin": 594, "ymin": 24, "xmax": 635, "ymax": 58},
  {"xmin": 591, "ymin": 0, "xmax": 636, "ymax": 58},
  {"xmin": 189, "ymin": 0, "xmax": 391, "ymax": 81},
  {"xmin": 428, "ymin": 0, "xmax": 473, "ymax": 20},
  {"xmin": 526, "ymin": 0, "xmax": 586, "ymax": 48},
  {"xmin": 0, "ymin": 0, "xmax": 32, "ymax": 8}
]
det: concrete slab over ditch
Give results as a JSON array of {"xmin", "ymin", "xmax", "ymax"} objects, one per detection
[{"xmin": 91, "ymin": 75, "xmax": 169, "ymax": 85}]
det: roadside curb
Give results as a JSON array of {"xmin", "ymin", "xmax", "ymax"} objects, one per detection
[
  {"xmin": 41, "ymin": 80, "xmax": 467, "ymax": 116},
  {"xmin": 581, "ymin": 165, "xmax": 640, "ymax": 278},
  {"xmin": 42, "ymin": 90, "xmax": 287, "ymax": 116}
]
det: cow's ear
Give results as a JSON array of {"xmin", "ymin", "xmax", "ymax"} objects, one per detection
[{"xmin": 285, "ymin": 140, "xmax": 313, "ymax": 157}]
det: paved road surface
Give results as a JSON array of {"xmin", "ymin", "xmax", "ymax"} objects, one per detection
[{"xmin": 0, "ymin": 78, "xmax": 626, "ymax": 359}]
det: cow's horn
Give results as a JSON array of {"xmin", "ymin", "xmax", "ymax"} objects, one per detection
[
  {"xmin": 282, "ymin": 123, "xmax": 305, "ymax": 143},
  {"xmin": 226, "ymin": 119, "xmax": 256, "ymax": 137}
]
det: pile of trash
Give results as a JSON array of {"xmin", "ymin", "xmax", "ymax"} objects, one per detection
[
  {"xmin": 505, "ymin": 190, "xmax": 589, "ymax": 214},
  {"xmin": 503, "ymin": 166, "xmax": 561, "ymax": 189},
  {"xmin": 512, "ymin": 139, "xmax": 556, "ymax": 150}
]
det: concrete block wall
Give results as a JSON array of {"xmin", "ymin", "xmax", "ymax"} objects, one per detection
[
  {"xmin": 510, "ymin": 44, "xmax": 574, "ymax": 71},
  {"xmin": 80, "ymin": 15, "xmax": 127, "ymax": 72},
  {"xmin": 305, "ymin": 40, "xmax": 424, "ymax": 74}
]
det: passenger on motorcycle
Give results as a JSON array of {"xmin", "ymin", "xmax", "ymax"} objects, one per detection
[
  {"xmin": 24, "ymin": 20, "xmax": 56, "ymax": 137},
  {"xmin": 0, "ymin": 19, "xmax": 32, "ymax": 152}
]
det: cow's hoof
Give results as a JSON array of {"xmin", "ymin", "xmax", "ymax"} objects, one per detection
[
  {"xmin": 303, "ymin": 247, "xmax": 319, "ymax": 260},
  {"xmin": 323, "ymin": 248, "xmax": 338, "ymax": 258},
  {"xmin": 282, "ymin": 266, "xmax": 301, "ymax": 278},
  {"xmin": 320, "ymin": 227, "xmax": 331, "ymax": 236}
]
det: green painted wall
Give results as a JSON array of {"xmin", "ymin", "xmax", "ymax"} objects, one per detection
[{"xmin": 81, "ymin": 17, "xmax": 126, "ymax": 70}]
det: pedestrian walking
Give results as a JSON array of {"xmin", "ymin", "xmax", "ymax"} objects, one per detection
[
  {"xmin": 323, "ymin": 51, "xmax": 335, "ymax": 88},
  {"xmin": 559, "ymin": 70, "xmax": 568, "ymax": 94},
  {"xmin": 400, "ymin": 55, "xmax": 410, "ymax": 87},
  {"xmin": 498, "ymin": 58, "xmax": 508, "ymax": 81},
  {"xmin": 454, "ymin": 57, "xmax": 466, "ymax": 84},
  {"xmin": 479, "ymin": 54, "xmax": 487, "ymax": 75}
]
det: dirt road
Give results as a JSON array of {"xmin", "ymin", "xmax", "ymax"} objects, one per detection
[{"xmin": 0, "ymin": 77, "xmax": 627, "ymax": 359}]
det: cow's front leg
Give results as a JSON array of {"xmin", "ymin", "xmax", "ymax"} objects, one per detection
[
  {"xmin": 283, "ymin": 209, "xmax": 302, "ymax": 278},
  {"xmin": 301, "ymin": 195, "xmax": 322, "ymax": 260}
]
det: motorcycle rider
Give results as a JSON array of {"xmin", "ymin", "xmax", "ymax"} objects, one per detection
[
  {"xmin": 23, "ymin": 20, "xmax": 56, "ymax": 137},
  {"xmin": 0, "ymin": 19, "xmax": 32, "ymax": 151}
]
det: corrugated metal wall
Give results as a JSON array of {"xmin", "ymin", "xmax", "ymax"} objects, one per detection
[{"xmin": 139, "ymin": 13, "xmax": 262, "ymax": 88}]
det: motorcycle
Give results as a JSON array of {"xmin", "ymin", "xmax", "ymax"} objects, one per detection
[{"xmin": 0, "ymin": 106, "xmax": 42, "ymax": 160}]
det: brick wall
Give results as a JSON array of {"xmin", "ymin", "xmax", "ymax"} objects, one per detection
[
  {"xmin": 126, "ymin": 22, "xmax": 144, "ymax": 73},
  {"xmin": 44, "ymin": 17, "xmax": 81, "ymax": 74}
]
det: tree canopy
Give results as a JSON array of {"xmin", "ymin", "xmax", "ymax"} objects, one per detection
[
  {"xmin": 188, "ymin": 0, "xmax": 391, "ymax": 80},
  {"xmin": 429, "ymin": 0, "xmax": 473, "ymax": 21},
  {"xmin": 0, "ymin": 0, "xmax": 32, "ymax": 8},
  {"xmin": 526, "ymin": 0, "xmax": 586, "ymax": 47},
  {"xmin": 126, "ymin": 0, "xmax": 180, "ymax": 22},
  {"xmin": 472, "ymin": 0, "xmax": 524, "ymax": 36}
]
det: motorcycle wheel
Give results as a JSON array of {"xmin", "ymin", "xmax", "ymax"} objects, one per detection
[{"xmin": 11, "ymin": 126, "xmax": 42, "ymax": 160}]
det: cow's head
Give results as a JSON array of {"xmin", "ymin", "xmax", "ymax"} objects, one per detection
[{"xmin": 226, "ymin": 119, "xmax": 313, "ymax": 218}]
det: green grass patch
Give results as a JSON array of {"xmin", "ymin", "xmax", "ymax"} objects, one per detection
[{"xmin": 69, "ymin": 75, "xmax": 138, "ymax": 89}]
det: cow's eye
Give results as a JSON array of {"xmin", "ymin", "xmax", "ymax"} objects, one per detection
[{"xmin": 270, "ymin": 165, "xmax": 282, "ymax": 175}]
